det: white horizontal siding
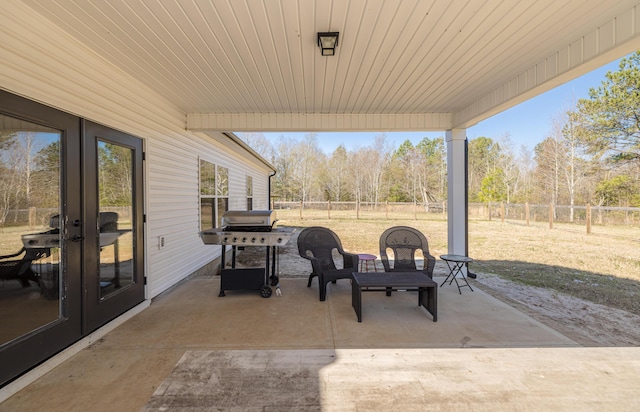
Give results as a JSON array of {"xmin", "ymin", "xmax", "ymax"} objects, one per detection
[
  {"xmin": 194, "ymin": 131, "xmax": 273, "ymax": 212},
  {"xmin": 0, "ymin": 1, "xmax": 272, "ymax": 299},
  {"xmin": 253, "ymin": 174, "xmax": 271, "ymax": 210},
  {"xmin": 147, "ymin": 131, "xmax": 273, "ymax": 296}
]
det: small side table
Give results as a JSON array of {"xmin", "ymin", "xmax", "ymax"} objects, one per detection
[
  {"xmin": 440, "ymin": 254, "xmax": 474, "ymax": 294},
  {"xmin": 357, "ymin": 254, "xmax": 378, "ymax": 272}
]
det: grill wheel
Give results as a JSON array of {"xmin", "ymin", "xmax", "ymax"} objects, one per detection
[{"xmin": 260, "ymin": 285, "xmax": 272, "ymax": 298}]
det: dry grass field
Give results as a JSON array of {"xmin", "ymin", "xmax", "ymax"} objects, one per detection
[{"xmin": 274, "ymin": 208, "xmax": 640, "ymax": 316}]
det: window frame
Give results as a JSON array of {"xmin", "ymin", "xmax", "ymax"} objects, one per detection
[
  {"xmin": 246, "ymin": 175, "xmax": 253, "ymax": 211},
  {"xmin": 199, "ymin": 158, "xmax": 229, "ymax": 229}
]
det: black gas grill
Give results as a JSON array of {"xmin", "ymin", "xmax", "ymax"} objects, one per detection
[
  {"xmin": 200, "ymin": 210, "xmax": 295, "ymax": 297},
  {"xmin": 201, "ymin": 210, "xmax": 294, "ymax": 246}
]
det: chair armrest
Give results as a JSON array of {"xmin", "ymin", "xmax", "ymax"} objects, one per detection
[
  {"xmin": 340, "ymin": 251, "xmax": 359, "ymax": 269},
  {"xmin": 0, "ymin": 247, "xmax": 26, "ymax": 260},
  {"xmin": 379, "ymin": 253, "xmax": 391, "ymax": 272},
  {"xmin": 299, "ymin": 254, "xmax": 322, "ymax": 275},
  {"xmin": 423, "ymin": 253, "xmax": 436, "ymax": 278}
]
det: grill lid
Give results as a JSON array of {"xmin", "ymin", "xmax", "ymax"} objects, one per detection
[{"xmin": 221, "ymin": 210, "xmax": 275, "ymax": 229}]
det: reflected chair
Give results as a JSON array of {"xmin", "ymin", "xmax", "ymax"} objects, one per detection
[
  {"xmin": 0, "ymin": 247, "xmax": 49, "ymax": 288},
  {"xmin": 379, "ymin": 226, "xmax": 436, "ymax": 295},
  {"xmin": 297, "ymin": 226, "xmax": 359, "ymax": 301},
  {"xmin": 98, "ymin": 211, "xmax": 121, "ymax": 289}
]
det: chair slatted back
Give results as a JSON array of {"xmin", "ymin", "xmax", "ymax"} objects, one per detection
[
  {"xmin": 297, "ymin": 227, "xmax": 342, "ymax": 271},
  {"xmin": 379, "ymin": 226, "xmax": 429, "ymax": 272}
]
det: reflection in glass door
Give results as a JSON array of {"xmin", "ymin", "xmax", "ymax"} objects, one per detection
[
  {"xmin": 0, "ymin": 93, "xmax": 143, "ymax": 386},
  {"xmin": 0, "ymin": 117, "xmax": 63, "ymax": 347},
  {"xmin": 98, "ymin": 141, "xmax": 134, "ymax": 300}
]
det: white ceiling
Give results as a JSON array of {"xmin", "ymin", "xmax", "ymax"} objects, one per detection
[{"xmin": 22, "ymin": 0, "xmax": 640, "ymax": 132}]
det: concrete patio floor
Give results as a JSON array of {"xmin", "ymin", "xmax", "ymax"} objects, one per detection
[{"xmin": 1, "ymin": 274, "xmax": 639, "ymax": 411}]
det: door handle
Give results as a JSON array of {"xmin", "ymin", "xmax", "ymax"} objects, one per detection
[{"xmin": 68, "ymin": 219, "xmax": 83, "ymax": 241}]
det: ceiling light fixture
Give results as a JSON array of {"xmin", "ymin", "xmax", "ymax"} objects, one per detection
[{"xmin": 317, "ymin": 32, "xmax": 339, "ymax": 56}]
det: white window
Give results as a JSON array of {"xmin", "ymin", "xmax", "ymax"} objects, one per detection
[
  {"xmin": 246, "ymin": 175, "xmax": 253, "ymax": 211},
  {"xmin": 199, "ymin": 159, "xmax": 228, "ymax": 229}
]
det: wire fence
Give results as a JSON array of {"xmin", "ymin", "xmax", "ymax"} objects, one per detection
[{"xmin": 273, "ymin": 200, "xmax": 640, "ymax": 228}]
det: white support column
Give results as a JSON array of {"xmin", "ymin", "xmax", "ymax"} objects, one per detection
[{"xmin": 446, "ymin": 129, "xmax": 467, "ymax": 256}]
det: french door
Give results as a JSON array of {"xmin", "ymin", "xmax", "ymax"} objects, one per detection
[
  {"xmin": 82, "ymin": 120, "xmax": 144, "ymax": 332},
  {"xmin": 0, "ymin": 91, "xmax": 144, "ymax": 387}
]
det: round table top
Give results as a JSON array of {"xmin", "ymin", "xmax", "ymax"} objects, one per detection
[
  {"xmin": 440, "ymin": 254, "xmax": 473, "ymax": 263},
  {"xmin": 358, "ymin": 253, "xmax": 377, "ymax": 260}
]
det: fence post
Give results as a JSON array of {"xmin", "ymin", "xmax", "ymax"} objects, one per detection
[
  {"xmin": 500, "ymin": 202, "xmax": 505, "ymax": 223},
  {"xmin": 525, "ymin": 202, "xmax": 530, "ymax": 226},
  {"xmin": 299, "ymin": 201, "xmax": 303, "ymax": 220},
  {"xmin": 356, "ymin": 200, "xmax": 360, "ymax": 219},
  {"xmin": 414, "ymin": 201, "xmax": 417, "ymax": 220},
  {"xmin": 549, "ymin": 203, "xmax": 553, "ymax": 229},
  {"xmin": 327, "ymin": 200, "xmax": 331, "ymax": 219},
  {"xmin": 586, "ymin": 203, "xmax": 591, "ymax": 234},
  {"xmin": 488, "ymin": 202, "xmax": 492, "ymax": 221},
  {"xmin": 442, "ymin": 201, "xmax": 446, "ymax": 220},
  {"xmin": 385, "ymin": 201, "xmax": 389, "ymax": 220}
]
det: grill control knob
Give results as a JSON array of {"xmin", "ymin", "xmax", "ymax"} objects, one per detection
[
  {"xmin": 277, "ymin": 238, "xmax": 283, "ymax": 243},
  {"xmin": 232, "ymin": 237, "xmax": 238, "ymax": 243},
  {"xmin": 222, "ymin": 237, "xmax": 228, "ymax": 243},
  {"xmin": 251, "ymin": 237, "xmax": 256, "ymax": 243},
  {"xmin": 242, "ymin": 237, "xmax": 247, "ymax": 243},
  {"xmin": 260, "ymin": 237, "xmax": 266, "ymax": 243}
]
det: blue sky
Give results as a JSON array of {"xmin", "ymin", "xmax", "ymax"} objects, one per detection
[{"xmin": 258, "ymin": 56, "xmax": 626, "ymax": 154}]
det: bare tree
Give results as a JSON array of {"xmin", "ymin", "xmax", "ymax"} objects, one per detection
[
  {"xmin": 515, "ymin": 144, "xmax": 535, "ymax": 203},
  {"xmin": 0, "ymin": 132, "xmax": 41, "ymax": 223},
  {"xmin": 291, "ymin": 134, "xmax": 324, "ymax": 202},
  {"xmin": 362, "ymin": 134, "xmax": 392, "ymax": 204},
  {"xmin": 496, "ymin": 134, "xmax": 521, "ymax": 206},
  {"xmin": 347, "ymin": 149, "xmax": 369, "ymax": 205},
  {"xmin": 236, "ymin": 132, "xmax": 275, "ymax": 161},
  {"xmin": 561, "ymin": 112, "xmax": 589, "ymax": 221},
  {"xmin": 0, "ymin": 135, "xmax": 19, "ymax": 223},
  {"xmin": 534, "ymin": 132, "xmax": 564, "ymax": 211},
  {"xmin": 272, "ymin": 136, "xmax": 297, "ymax": 201},
  {"xmin": 325, "ymin": 145, "xmax": 349, "ymax": 201}
]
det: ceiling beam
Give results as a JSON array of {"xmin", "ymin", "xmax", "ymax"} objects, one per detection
[{"xmin": 187, "ymin": 112, "xmax": 453, "ymax": 132}]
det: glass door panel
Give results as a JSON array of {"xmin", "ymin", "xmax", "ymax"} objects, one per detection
[
  {"xmin": 0, "ymin": 116, "xmax": 62, "ymax": 346},
  {"xmin": 83, "ymin": 120, "xmax": 143, "ymax": 332},
  {"xmin": 98, "ymin": 141, "xmax": 134, "ymax": 300}
]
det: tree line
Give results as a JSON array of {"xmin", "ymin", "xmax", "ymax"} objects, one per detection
[
  {"xmin": 0, "ymin": 130, "xmax": 130, "ymax": 226},
  {"xmin": 241, "ymin": 52, "xmax": 640, "ymax": 211}
]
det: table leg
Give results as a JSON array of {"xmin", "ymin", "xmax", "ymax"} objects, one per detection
[
  {"xmin": 352, "ymin": 282, "xmax": 362, "ymax": 322},
  {"xmin": 419, "ymin": 286, "xmax": 437, "ymax": 322},
  {"xmin": 440, "ymin": 261, "xmax": 455, "ymax": 285},
  {"xmin": 440, "ymin": 261, "xmax": 474, "ymax": 294},
  {"xmin": 219, "ymin": 246, "xmax": 226, "ymax": 297},
  {"xmin": 451, "ymin": 262, "xmax": 463, "ymax": 294}
]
